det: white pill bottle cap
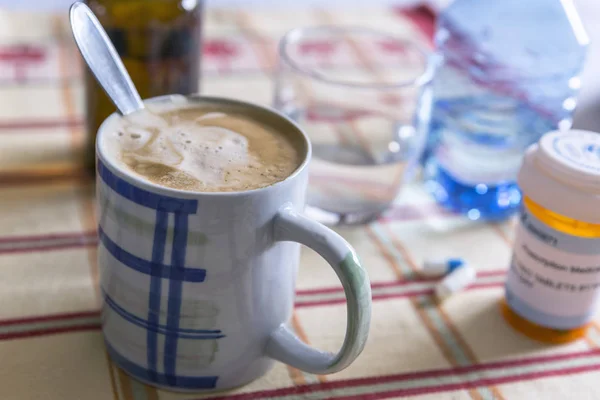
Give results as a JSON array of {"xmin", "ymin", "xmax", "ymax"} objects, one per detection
[{"xmin": 519, "ymin": 129, "xmax": 600, "ymax": 224}]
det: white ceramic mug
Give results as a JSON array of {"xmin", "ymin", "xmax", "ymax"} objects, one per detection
[{"xmin": 96, "ymin": 95, "xmax": 372, "ymax": 391}]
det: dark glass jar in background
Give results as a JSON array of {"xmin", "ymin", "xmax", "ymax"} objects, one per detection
[{"xmin": 84, "ymin": 0, "xmax": 203, "ymax": 172}]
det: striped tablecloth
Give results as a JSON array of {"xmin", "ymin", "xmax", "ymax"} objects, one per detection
[{"xmin": 1, "ymin": 4, "xmax": 599, "ymax": 400}]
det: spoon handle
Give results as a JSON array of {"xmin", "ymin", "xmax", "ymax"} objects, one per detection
[{"xmin": 70, "ymin": 2, "xmax": 144, "ymax": 115}]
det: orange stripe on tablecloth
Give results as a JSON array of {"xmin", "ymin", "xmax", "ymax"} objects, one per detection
[
  {"xmin": 331, "ymin": 123, "xmax": 353, "ymax": 147},
  {"xmin": 0, "ymin": 164, "xmax": 85, "ymax": 185},
  {"xmin": 468, "ymin": 387, "xmax": 485, "ymax": 400},
  {"xmin": 117, "ymin": 366, "xmax": 135, "ymax": 400},
  {"xmin": 492, "ymin": 223, "xmax": 514, "ymax": 248},
  {"xmin": 411, "ymin": 295, "xmax": 485, "ymax": 400},
  {"xmin": 436, "ymin": 302, "xmax": 506, "ymax": 399},
  {"xmin": 365, "ymin": 226, "xmax": 405, "ymax": 280},
  {"xmin": 383, "ymin": 224, "xmax": 505, "ymax": 400},
  {"xmin": 0, "ymin": 169, "xmax": 87, "ymax": 190},
  {"xmin": 105, "ymin": 350, "xmax": 121, "ymax": 400},
  {"xmin": 585, "ymin": 330, "xmax": 597, "ymax": 349},
  {"xmin": 437, "ymin": 305, "xmax": 506, "ymax": 400},
  {"xmin": 77, "ymin": 182, "xmax": 100, "ymax": 304},
  {"xmin": 286, "ymin": 313, "xmax": 307, "ymax": 385},
  {"xmin": 292, "ymin": 312, "xmax": 327, "ymax": 384},
  {"xmin": 410, "ymin": 296, "xmax": 459, "ymax": 365},
  {"xmin": 438, "ymin": 306, "xmax": 482, "ymax": 364},
  {"xmin": 286, "ymin": 369, "xmax": 306, "ymax": 388},
  {"xmin": 586, "ymin": 322, "xmax": 600, "ymax": 349},
  {"xmin": 382, "ymin": 224, "xmax": 418, "ymax": 273},
  {"xmin": 345, "ymin": 121, "xmax": 373, "ymax": 159},
  {"xmin": 145, "ymin": 385, "xmax": 159, "ymax": 400}
]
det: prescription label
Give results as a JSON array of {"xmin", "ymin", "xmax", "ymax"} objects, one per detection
[{"xmin": 505, "ymin": 208, "xmax": 600, "ymax": 330}]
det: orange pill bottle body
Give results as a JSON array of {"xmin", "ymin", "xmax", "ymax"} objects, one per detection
[{"xmin": 503, "ymin": 130, "xmax": 600, "ymax": 344}]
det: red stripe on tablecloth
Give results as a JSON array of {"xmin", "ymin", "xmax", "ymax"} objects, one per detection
[
  {"xmin": 201, "ymin": 349, "xmax": 600, "ymax": 400},
  {"xmin": 395, "ymin": 5, "xmax": 436, "ymax": 46},
  {"xmin": 2, "ymin": 320, "xmax": 593, "ymax": 396},
  {"xmin": 296, "ymin": 269, "xmax": 505, "ymax": 296},
  {"xmin": 0, "ymin": 230, "xmax": 97, "ymax": 254},
  {"xmin": 297, "ymin": 277, "xmax": 438, "ymax": 295},
  {"xmin": 0, "ymin": 118, "xmax": 82, "ymax": 131},
  {"xmin": 0, "ymin": 270, "xmax": 505, "ymax": 340},
  {"xmin": 295, "ymin": 280, "xmax": 504, "ymax": 308},
  {"xmin": 0, "ymin": 283, "xmax": 505, "ymax": 331},
  {"xmin": 476, "ymin": 270, "xmax": 507, "ymax": 278},
  {"xmin": 0, "ymin": 230, "xmax": 96, "ymax": 244},
  {"xmin": 296, "ymin": 289, "xmax": 432, "ymax": 308},
  {"xmin": 0, "ymin": 324, "xmax": 101, "ymax": 340},
  {"xmin": 0, "ymin": 240, "xmax": 97, "ymax": 255},
  {"xmin": 0, "ymin": 273, "xmax": 506, "ymax": 328},
  {"xmin": 0, "ymin": 310, "xmax": 100, "ymax": 327},
  {"xmin": 333, "ymin": 365, "xmax": 600, "ymax": 400}
]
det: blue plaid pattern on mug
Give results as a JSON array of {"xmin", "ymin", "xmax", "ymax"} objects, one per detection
[{"xmin": 97, "ymin": 159, "xmax": 223, "ymax": 389}]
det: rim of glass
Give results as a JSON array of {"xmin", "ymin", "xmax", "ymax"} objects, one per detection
[{"xmin": 279, "ymin": 25, "xmax": 436, "ymax": 90}]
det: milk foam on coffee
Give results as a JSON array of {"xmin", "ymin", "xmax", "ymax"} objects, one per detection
[{"xmin": 102, "ymin": 99, "xmax": 301, "ymax": 192}]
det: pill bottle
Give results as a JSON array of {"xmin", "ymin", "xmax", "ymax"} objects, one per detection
[{"xmin": 502, "ymin": 129, "xmax": 600, "ymax": 344}]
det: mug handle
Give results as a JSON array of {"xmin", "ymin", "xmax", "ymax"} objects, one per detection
[{"xmin": 265, "ymin": 205, "xmax": 372, "ymax": 374}]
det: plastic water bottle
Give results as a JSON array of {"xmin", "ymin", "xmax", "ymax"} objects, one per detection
[{"xmin": 424, "ymin": 0, "xmax": 589, "ymax": 221}]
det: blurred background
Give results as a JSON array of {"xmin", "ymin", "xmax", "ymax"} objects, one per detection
[{"xmin": 2, "ymin": 0, "xmax": 598, "ymax": 127}]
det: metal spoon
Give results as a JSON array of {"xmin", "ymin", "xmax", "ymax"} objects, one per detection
[{"xmin": 69, "ymin": 1, "xmax": 144, "ymax": 115}]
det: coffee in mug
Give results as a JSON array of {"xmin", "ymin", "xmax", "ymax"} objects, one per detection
[
  {"xmin": 96, "ymin": 95, "xmax": 371, "ymax": 392},
  {"xmin": 102, "ymin": 99, "xmax": 303, "ymax": 192}
]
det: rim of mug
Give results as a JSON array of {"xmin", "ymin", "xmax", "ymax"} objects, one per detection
[
  {"xmin": 96, "ymin": 94, "xmax": 312, "ymax": 198},
  {"xmin": 278, "ymin": 25, "xmax": 436, "ymax": 90}
]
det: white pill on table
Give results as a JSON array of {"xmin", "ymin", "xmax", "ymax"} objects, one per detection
[
  {"xmin": 435, "ymin": 263, "xmax": 476, "ymax": 301},
  {"xmin": 420, "ymin": 258, "xmax": 464, "ymax": 278}
]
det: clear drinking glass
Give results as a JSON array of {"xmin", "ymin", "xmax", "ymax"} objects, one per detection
[{"xmin": 274, "ymin": 27, "xmax": 434, "ymax": 225}]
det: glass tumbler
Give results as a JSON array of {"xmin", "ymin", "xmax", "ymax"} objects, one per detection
[{"xmin": 274, "ymin": 27, "xmax": 434, "ymax": 225}]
